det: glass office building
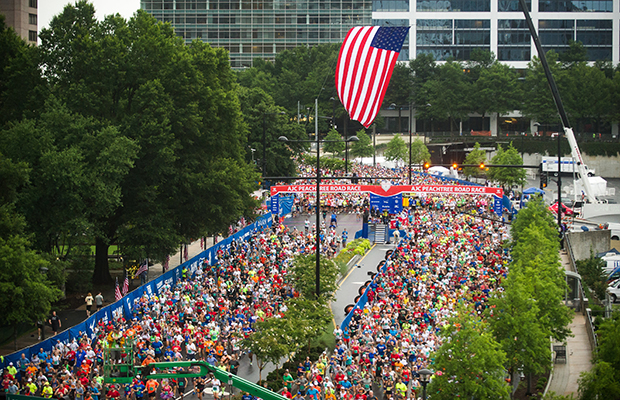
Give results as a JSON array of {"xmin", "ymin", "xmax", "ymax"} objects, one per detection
[
  {"xmin": 141, "ymin": 0, "xmax": 619, "ymax": 68},
  {"xmin": 140, "ymin": 0, "xmax": 372, "ymax": 68},
  {"xmin": 374, "ymin": 0, "xmax": 618, "ymax": 67}
]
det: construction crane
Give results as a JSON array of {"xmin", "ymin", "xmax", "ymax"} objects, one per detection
[{"xmin": 517, "ymin": 0, "xmax": 598, "ymax": 205}]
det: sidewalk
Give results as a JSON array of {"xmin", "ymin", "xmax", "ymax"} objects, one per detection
[
  {"xmin": 0, "ymin": 236, "xmax": 218, "ymax": 356},
  {"xmin": 546, "ymin": 250, "xmax": 593, "ymax": 396}
]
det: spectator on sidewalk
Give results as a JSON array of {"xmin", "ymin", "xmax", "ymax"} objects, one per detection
[
  {"xmin": 48, "ymin": 311, "xmax": 61, "ymax": 335},
  {"xmin": 95, "ymin": 293, "xmax": 104, "ymax": 311},
  {"xmin": 85, "ymin": 293, "xmax": 94, "ymax": 317}
]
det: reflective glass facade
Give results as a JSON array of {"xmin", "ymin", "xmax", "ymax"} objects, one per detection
[
  {"xmin": 498, "ymin": 19, "xmax": 531, "ymax": 61},
  {"xmin": 140, "ymin": 0, "xmax": 620, "ymax": 67},
  {"xmin": 417, "ymin": 19, "xmax": 490, "ymax": 61},
  {"xmin": 539, "ymin": 0, "xmax": 612, "ymax": 12},
  {"xmin": 373, "ymin": 0, "xmax": 409, "ymax": 11},
  {"xmin": 141, "ymin": 0, "xmax": 371, "ymax": 68},
  {"xmin": 373, "ymin": 19, "xmax": 410, "ymax": 61},
  {"xmin": 416, "ymin": 0, "xmax": 490, "ymax": 11},
  {"xmin": 540, "ymin": 19, "xmax": 613, "ymax": 61}
]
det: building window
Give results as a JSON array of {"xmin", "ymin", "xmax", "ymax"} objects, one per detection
[
  {"xmin": 28, "ymin": 30, "xmax": 37, "ymax": 42},
  {"xmin": 417, "ymin": 0, "xmax": 489, "ymax": 12},
  {"xmin": 29, "ymin": 0, "xmax": 37, "ymax": 8},
  {"xmin": 498, "ymin": 0, "xmax": 530, "ymax": 11},
  {"xmin": 539, "ymin": 0, "xmax": 612, "ymax": 12},
  {"xmin": 29, "ymin": 14, "xmax": 37, "ymax": 25},
  {"xmin": 373, "ymin": 0, "xmax": 409, "ymax": 12},
  {"xmin": 498, "ymin": 19, "xmax": 530, "ymax": 61}
]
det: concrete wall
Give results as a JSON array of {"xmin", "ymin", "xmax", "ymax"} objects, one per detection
[
  {"xmin": 566, "ymin": 230, "xmax": 610, "ymax": 261},
  {"xmin": 582, "ymin": 154, "xmax": 620, "ymax": 178},
  {"xmin": 523, "ymin": 153, "xmax": 620, "ymax": 179}
]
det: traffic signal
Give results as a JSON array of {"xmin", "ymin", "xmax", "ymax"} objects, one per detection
[
  {"xmin": 479, "ymin": 162, "xmax": 485, "ymax": 170},
  {"xmin": 540, "ymin": 173, "xmax": 548, "ymax": 189},
  {"xmin": 423, "ymin": 162, "xmax": 430, "ymax": 172},
  {"xmin": 452, "ymin": 163, "xmax": 458, "ymax": 170}
]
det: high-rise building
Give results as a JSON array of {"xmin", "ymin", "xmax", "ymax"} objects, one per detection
[
  {"xmin": 140, "ymin": 0, "xmax": 373, "ymax": 68},
  {"xmin": 375, "ymin": 0, "xmax": 618, "ymax": 68},
  {"xmin": 0, "ymin": 0, "xmax": 38, "ymax": 45},
  {"xmin": 141, "ymin": 0, "xmax": 619, "ymax": 68}
]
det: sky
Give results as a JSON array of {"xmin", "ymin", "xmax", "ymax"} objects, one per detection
[{"xmin": 40, "ymin": 0, "xmax": 140, "ymax": 30}]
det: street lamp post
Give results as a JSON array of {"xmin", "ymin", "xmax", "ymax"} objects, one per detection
[
  {"xmin": 409, "ymin": 124, "xmax": 413, "ymax": 184},
  {"xmin": 39, "ymin": 266, "xmax": 48, "ymax": 340},
  {"xmin": 280, "ymin": 128, "xmax": 358, "ymax": 298},
  {"xmin": 262, "ymin": 111, "xmax": 286, "ymax": 178},
  {"xmin": 418, "ymin": 369, "xmax": 433, "ymax": 400}
]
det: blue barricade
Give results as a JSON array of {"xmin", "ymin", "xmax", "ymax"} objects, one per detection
[{"xmin": 0, "ymin": 213, "xmax": 273, "ymax": 369}]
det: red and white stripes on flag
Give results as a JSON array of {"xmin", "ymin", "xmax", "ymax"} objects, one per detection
[
  {"xmin": 134, "ymin": 259, "xmax": 148, "ymax": 279},
  {"xmin": 122, "ymin": 274, "xmax": 129, "ymax": 296},
  {"xmin": 114, "ymin": 277, "xmax": 122, "ymax": 301},
  {"xmin": 336, "ymin": 26, "xmax": 410, "ymax": 128}
]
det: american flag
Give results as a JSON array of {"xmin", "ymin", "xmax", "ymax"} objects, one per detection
[
  {"xmin": 336, "ymin": 26, "xmax": 410, "ymax": 128},
  {"xmin": 114, "ymin": 277, "xmax": 122, "ymax": 301},
  {"xmin": 122, "ymin": 273, "xmax": 129, "ymax": 296},
  {"xmin": 134, "ymin": 259, "xmax": 148, "ymax": 279}
]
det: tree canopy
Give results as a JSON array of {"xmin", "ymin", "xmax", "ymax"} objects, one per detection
[
  {"xmin": 429, "ymin": 304, "xmax": 510, "ymax": 400},
  {"xmin": 488, "ymin": 143, "xmax": 526, "ymax": 191},
  {"xmin": 0, "ymin": 2, "xmax": 259, "ymax": 283},
  {"xmin": 384, "ymin": 135, "xmax": 408, "ymax": 165}
]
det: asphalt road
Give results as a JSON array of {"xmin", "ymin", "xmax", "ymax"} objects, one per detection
[{"xmin": 171, "ymin": 212, "xmax": 391, "ymax": 400}]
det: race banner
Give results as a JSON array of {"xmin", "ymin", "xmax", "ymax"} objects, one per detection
[{"xmin": 271, "ymin": 184, "xmax": 503, "ymax": 197}]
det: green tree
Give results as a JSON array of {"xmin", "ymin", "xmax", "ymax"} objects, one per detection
[
  {"xmin": 463, "ymin": 142, "xmax": 488, "ymax": 178},
  {"xmin": 409, "ymin": 53, "xmax": 437, "ymax": 109},
  {"xmin": 429, "ymin": 303, "xmax": 510, "ymax": 400},
  {"xmin": 575, "ymin": 251, "xmax": 608, "ymax": 301},
  {"xmin": 0, "ymin": 153, "xmax": 63, "ymax": 349},
  {"xmin": 610, "ymin": 71, "xmax": 620, "ymax": 126},
  {"xmin": 237, "ymin": 86, "xmax": 307, "ymax": 177},
  {"xmin": 578, "ymin": 361, "xmax": 620, "ymax": 400},
  {"xmin": 487, "ymin": 270, "xmax": 551, "ymax": 394},
  {"xmin": 471, "ymin": 62, "xmax": 521, "ymax": 133},
  {"xmin": 384, "ymin": 134, "xmax": 408, "ymax": 165},
  {"xmin": 422, "ymin": 61, "xmax": 470, "ymax": 136},
  {"xmin": 510, "ymin": 195, "xmax": 557, "ymax": 244},
  {"xmin": 577, "ymin": 315, "xmax": 620, "ymax": 400},
  {"xmin": 285, "ymin": 297, "xmax": 333, "ymax": 350},
  {"xmin": 511, "ymin": 225, "xmax": 573, "ymax": 342},
  {"xmin": 488, "ymin": 143, "xmax": 526, "ymax": 191},
  {"xmin": 35, "ymin": 3, "xmax": 258, "ymax": 282},
  {"xmin": 522, "ymin": 52, "xmax": 564, "ymax": 125},
  {"xmin": 595, "ymin": 314, "xmax": 620, "ymax": 372},
  {"xmin": 349, "ymin": 129, "xmax": 374, "ymax": 159},
  {"xmin": 0, "ymin": 15, "xmax": 46, "ymax": 127},
  {"xmin": 409, "ymin": 138, "xmax": 431, "ymax": 169},
  {"xmin": 383, "ymin": 63, "xmax": 413, "ymax": 107},
  {"xmin": 323, "ymin": 128, "xmax": 345, "ymax": 156},
  {"xmin": 561, "ymin": 62, "xmax": 611, "ymax": 135},
  {"xmin": 559, "ymin": 40, "xmax": 588, "ymax": 67},
  {"xmin": 291, "ymin": 254, "xmax": 340, "ymax": 301},
  {"xmin": 241, "ymin": 317, "xmax": 295, "ymax": 381}
]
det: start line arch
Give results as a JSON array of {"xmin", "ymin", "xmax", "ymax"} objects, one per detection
[{"xmin": 270, "ymin": 184, "xmax": 504, "ymax": 216}]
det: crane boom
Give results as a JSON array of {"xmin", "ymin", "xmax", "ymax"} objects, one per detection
[
  {"xmin": 517, "ymin": 0, "xmax": 599, "ymax": 204},
  {"xmin": 563, "ymin": 127, "xmax": 598, "ymax": 203}
]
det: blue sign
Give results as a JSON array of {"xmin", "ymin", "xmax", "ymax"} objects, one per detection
[
  {"xmin": 270, "ymin": 194, "xmax": 279, "ymax": 215},
  {"xmin": 494, "ymin": 195, "xmax": 502, "ymax": 217},
  {"xmin": 369, "ymin": 193, "xmax": 403, "ymax": 214}
]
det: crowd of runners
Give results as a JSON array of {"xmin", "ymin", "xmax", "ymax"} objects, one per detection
[{"xmin": 1, "ymin": 161, "xmax": 508, "ymax": 400}]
